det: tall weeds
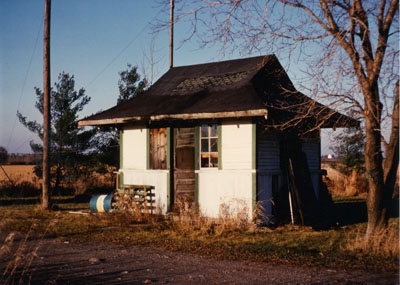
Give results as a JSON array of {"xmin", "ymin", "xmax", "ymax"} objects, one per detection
[
  {"xmin": 0, "ymin": 180, "xmax": 39, "ymax": 198},
  {"xmin": 345, "ymin": 223, "xmax": 399, "ymax": 257},
  {"xmin": 0, "ymin": 210, "xmax": 59, "ymax": 284},
  {"xmin": 322, "ymin": 165, "xmax": 368, "ymax": 197}
]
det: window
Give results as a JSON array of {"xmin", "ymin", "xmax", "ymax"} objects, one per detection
[{"xmin": 200, "ymin": 124, "xmax": 218, "ymax": 168}]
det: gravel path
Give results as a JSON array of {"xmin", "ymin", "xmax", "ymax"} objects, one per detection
[{"xmin": 1, "ymin": 231, "xmax": 398, "ymax": 284}]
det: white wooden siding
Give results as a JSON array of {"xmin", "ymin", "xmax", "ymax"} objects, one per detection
[
  {"xmin": 197, "ymin": 121, "xmax": 254, "ymax": 219},
  {"xmin": 221, "ymin": 121, "xmax": 252, "ymax": 170},
  {"xmin": 198, "ymin": 170, "xmax": 253, "ymax": 219},
  {"xmin": 123, "ymin": 169, "xmax": 169, "ymax": 214},
  {"xmin": 122, "ymin": 127, "xmax": 147, "ymax": 170}
]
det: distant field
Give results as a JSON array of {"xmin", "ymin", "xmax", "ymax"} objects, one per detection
[{"xmin": 0, "ymin": 165, "xmax": 39, "ymax": 186}]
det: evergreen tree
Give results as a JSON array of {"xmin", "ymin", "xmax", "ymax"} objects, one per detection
[
  {"xmin": 117, "ymin": 64, "xmax": 147, "ymax": 104},
  {"xmin": 17, "ymin": 72, "xmax": 96, "ymax": 189},
  {"xmin": 331, "ymin": 127, "xmax": 365, "ymax": 175},
  {"xmin": 0, "ymin": 146, "xmax": 8, "ymax": 164}
]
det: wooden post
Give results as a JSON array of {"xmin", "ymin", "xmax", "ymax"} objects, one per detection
[
  {"xmin": 42, "ymin": 0, "xmax": 51, "ymax": 209},
  {"xmin": 288, "ymin": 159, "xmax": 304, "ymax": 226},
  {"xmin": 169, "ymin": 0, "xmax": 174, "ymax": 69}
]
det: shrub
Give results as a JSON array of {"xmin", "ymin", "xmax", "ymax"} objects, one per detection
[{"xmin": 0, "ymin": 181, "xmax": 40, "ymax": 198}]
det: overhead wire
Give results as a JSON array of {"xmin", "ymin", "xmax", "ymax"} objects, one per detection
[
  {"xmin": 86, "ymin": 7, "xmax": 165, "ymax": 88},
  {"xmin": 86, "ymin": 18, "xmax": 157, "ymax": 88},
  {"xmin": 8, "ymin": 7, "xmax": 163, "ymax": 153},
  {"xmin": 7, "ymin": 12, "xmax": 44, "ymax": 151}
]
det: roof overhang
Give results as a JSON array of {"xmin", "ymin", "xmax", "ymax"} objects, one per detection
[{"xmin": 78, "ymin": 109, "xmax": 268, "ymax": 128}]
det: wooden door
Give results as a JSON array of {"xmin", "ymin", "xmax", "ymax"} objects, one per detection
[
  {"xmin": 174, "ymin": 128, "xmax": 195, "ymax": 206},
  {"xmin": 150, "ymin": 128, "xmax": 167, "ymax": 169}
]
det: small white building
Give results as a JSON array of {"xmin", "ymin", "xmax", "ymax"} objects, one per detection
[{"xmin": 79, "ymin": 55, "xmax": 357, "ymax": 224}]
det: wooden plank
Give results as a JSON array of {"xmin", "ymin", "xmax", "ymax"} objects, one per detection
[
  {"xmin": 78, "ymin": 109, "xmax": 269, "ymax": 128},
  {"xmin": 174, "ymin": 127, "xmax": 195, "ymax": 206},
  {"xmin": 150, "ymin": 128, "xmax": 167, "ymax": 169},
  {"xmin": 288, "ymin": 159, "xmax": 305, "ymax": 226}
]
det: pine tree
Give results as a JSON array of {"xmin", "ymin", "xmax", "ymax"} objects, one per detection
[{"xmin": 17, "ymin": 72, "xmax": 96, "ymax": 190}]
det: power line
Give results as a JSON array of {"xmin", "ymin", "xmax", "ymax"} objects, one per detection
[
  {"xmin": 7, "ymin": 13, "xmax": 43, "ymax": 151},
  {"xmin": 13, "ymin": 135, "xmax": 37, "ymax": 154},
  {"xmin": 86, "ymin": 22, "xmax": 151, "ymax": 88}
]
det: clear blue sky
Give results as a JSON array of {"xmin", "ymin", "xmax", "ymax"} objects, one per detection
[{"xmin": 0, "ymin": 0, "xmax": 335, "ymax": 155}]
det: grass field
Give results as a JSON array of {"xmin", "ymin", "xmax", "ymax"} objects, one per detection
[
  {"xmin": 0, "ymin": 195, "xmax": 398, "ymax": 272},
  {"xmin": 0, "ymin": 164, "xmax": 115, "ymax": 198},
  {"xmin": 0, "ymin": 165, "xmax": 39, "ymax": 186},
  {"xmin": 0, "ymin": 165, "xmax": 398, "ymax": 272}
]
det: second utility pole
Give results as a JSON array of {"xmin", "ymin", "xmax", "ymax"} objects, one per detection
[{"xmin": 169, "ymin": 0, "xmax": 174, "ymax": 69}]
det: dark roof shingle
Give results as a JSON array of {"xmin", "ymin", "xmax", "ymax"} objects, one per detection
[{"xmin": 79, "ymin": 55, "xmax": 358, "ymax": 129}]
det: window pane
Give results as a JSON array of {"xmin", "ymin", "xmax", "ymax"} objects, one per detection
[
  {"xmin": 201, "ymin": 125, "xmax": 209, "ymax": 137},
  {"xmin": 201, "ymin": 157, "xmax": 209, "ymax": 167},
  {"xmin": 210, "ymin": 156, "xmax": 218, "ymax": 167},
  {"xmin": 210, "ymin": 125, "xmax": 218, "ymax": 137},
  {"xmin": 201, "ymin": 138, "xmax": 209, "ymax": 152},
  {"xmin": 210, "ymin": 138, "xmax": 218, "ymax": 152}
]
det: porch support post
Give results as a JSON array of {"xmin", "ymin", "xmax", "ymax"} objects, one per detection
[
  {"xmin": 119, "ymin": 130, "xmax": 124, "ymax": 188},
  {"xmin": 167, "ymin": 127, "xmax": 172, "ymax": 211},
  {"xmin": 194, "ymin": 126, "xmax": 199, "ymax": 205},
  {"xmin": 218, "ymin": 124, "xmax": 222, "ymax": 170},
  {"xmin": 146, "ymin": 128, "xmax": 150, "ymax": 170},
  {"xmin": 252, "ymin": 123, "xmax": 257, "ymax": 213}
]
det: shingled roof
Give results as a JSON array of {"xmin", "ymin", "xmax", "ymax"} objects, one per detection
[{"xmin": 78, "ymin": 55, "xmax": 358, "ymax": 129}]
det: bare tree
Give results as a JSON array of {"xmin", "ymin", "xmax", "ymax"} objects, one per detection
[
  {"xmin": 141, "ymin": 37, "xmax": 160, "ymax": 86},
  {"xmin": 154, "ymin": 0, "xmax": 399, "ymax": 237}
]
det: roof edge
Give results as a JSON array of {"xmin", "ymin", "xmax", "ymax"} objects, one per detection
[{"xmin": 78, "ymin": 109, "xmax": 268, "ymax": 128}]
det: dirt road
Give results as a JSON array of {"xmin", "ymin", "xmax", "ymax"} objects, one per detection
[{"xmin": 1, "ymin": 232, "xmax": 398, "ymax": 284}]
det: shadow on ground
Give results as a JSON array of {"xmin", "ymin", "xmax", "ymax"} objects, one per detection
[{"xmin": 324, "ymin": 197, "xmax": 399, "ymax": 227}]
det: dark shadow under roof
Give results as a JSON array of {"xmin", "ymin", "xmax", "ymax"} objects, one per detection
[{"xmin": 79, "ymin": 55, "xmax": 358, "ymax": 129}]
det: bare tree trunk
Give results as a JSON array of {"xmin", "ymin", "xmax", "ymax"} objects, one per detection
[
  {"xmin": 364, "ymin": 84, "xmax": 385, "ymax": 237},
  {"xmin": 42, "ymin": 0, "xmax": 51, "ymax": 210},
  {"xmin": 382, "ymin": 81, "xmax": 400, "ymax": 220},
  {"xmin": 364, "ymin": 81, "xmax": 399, "ymax": 237}
]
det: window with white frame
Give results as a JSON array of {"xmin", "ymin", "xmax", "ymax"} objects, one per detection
[{"xmin": 200, "ymin": 124, "xmax": 218, "ymax": 168}]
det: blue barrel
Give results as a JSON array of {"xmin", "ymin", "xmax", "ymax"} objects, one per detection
[{"xmin": 90, "ymin": 194, "xmax": 114, "ymax": 212}]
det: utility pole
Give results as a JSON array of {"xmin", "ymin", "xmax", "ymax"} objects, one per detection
[
  {"xmin": 169, "ymin": 0, "xmax": 174, "ymax": 69},
  {"xmin": 42, "ymin": 0, "xmax": 51, "ymax": 209}
]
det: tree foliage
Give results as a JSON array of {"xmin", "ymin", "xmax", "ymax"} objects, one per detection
[
  {"xmin": 117, "ymin": 64, "xmax": 147, "ymax": 104},
  {"xmin": 331, "ymin": 128, "xmax": 365, "ymax": 175},
  {"xmin": 17, "ymin": 72, "xmax": 97, "ymax": 188},
  {"xmin": 0, "ymin": 147, "xmax": 8, "ymax": 165}
]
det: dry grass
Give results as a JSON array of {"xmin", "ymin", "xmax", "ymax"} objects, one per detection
[
  {"xmin": 0, "ymin": 209, "xmax": 61, "ymax": 284},
  {"xmin": 71, "ymin": 173, "xmax": 114, "ymax": 196},
  {"xmin": 0, "ymin": 164, "xmax": 115, "ymax": 198},
  {"xmin": 0, "ymin": 165, "xmax": 40, "ymax": 197},
  {"xmin": 166, "ymin": 199, "xmax": 252, "ymax": 237},
  {"xmin": 0, "ymin": 165, "xmax": 39, "ymax": 187},
  {"xmin": 346, "ymin": 222, "xmax": 399, "ymax": 257},
  {"xmin": 0, "ymin": 201, "xmax": 398, "ymax": 272},
  {"xmin": 322, "ymin": 164, "xmax": 368, "ymax": 197}
]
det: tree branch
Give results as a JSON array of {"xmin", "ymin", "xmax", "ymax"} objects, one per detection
[{"xmin": 373, "ymin": 0, "xmax": 399, "ymax": 83}]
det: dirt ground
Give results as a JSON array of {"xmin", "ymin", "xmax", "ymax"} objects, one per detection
[{"xmin": 1, "ymin": 231, "xmax": 398, "ymax": 284}]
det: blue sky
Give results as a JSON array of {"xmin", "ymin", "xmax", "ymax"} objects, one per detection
[{"xmin": 1, "ymin": 0, "xmax": 336, "ymax": 154}]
